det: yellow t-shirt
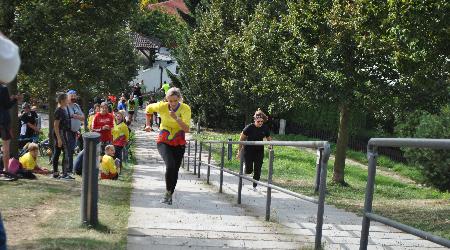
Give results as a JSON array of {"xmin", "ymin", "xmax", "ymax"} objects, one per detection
[
  {"xmin": 88, "ymin": 114, "xmax": 95, "ymax": 131},
  {"xmin": 19, "ymin": 152, "xmax": 37, "ymax": 170},
  {"xmin": 100, "ymin": 155, "xmax": 117, "ymax": 175},
  {"xmin": 112, "ymin": 122, "xmax": 129, "ymax": 147},
  {"xmin": 145, "ymin": 101, "xmax": 191, "ymax": 146}
]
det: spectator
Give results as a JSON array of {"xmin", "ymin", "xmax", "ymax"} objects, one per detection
[
  {"xmin": 112, "ymin": 110, "xmax": 129, "ymax": 171},
  {"xmin": 19, "ymin": 143, "xmax": 50, "ymax": 174},
  {"xmin": 19, "ymin": 102, "xmax": 40, "ymax": 147},
  {"xmin": 87, "ymin": 103, "xmax": 100, "ymax": 131},
  {"xmin": 66, "ymin": 90, "xmax": 84, "ymax": 174},
  {"xmin": 117, "ymin": 96, "xmax": 127, "ymax": 112},
  {"xmin": 100, "ymin": 145, "xmax": 118, "ymax": 180},
  {"xmin": 52, "ymin": 93, "xmax": 74, "ymax": 180},
  {"xmin": 0, "ymin": 33, "xmax": 22, "ymax": 174},
  {"xmin": 92, "ymin": 102, "xmax": 114, "ymax": 154}
]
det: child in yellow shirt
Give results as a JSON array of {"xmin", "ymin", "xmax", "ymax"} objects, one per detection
[
  {"xmin": 19, "ymin": 143, "xmax": 50, "ymax": 175},
  {"xmin": 100, "ymin": 145, "xmax": 118, "ymax": 180}
]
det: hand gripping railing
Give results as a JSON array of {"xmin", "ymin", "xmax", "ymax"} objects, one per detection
[
  {"xmin": 360, "ymin": 138, "xmax": 450, "ymax": 249},
  {"xmin": 183, "ymin": 139, "xmax": 331, "ymax": 250}
]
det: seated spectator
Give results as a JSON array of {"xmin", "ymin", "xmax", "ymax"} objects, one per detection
[
  {"xmin": 19, "ymin": 143, "xmax": 50, "ymax": 175},
  {"xmin": 100, "ymin": 145, "xmax": 118, "ymax": 180}
]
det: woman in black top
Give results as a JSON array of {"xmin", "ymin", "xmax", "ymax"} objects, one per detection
[
  {"xmin": 237, "ymin": 109, "xmax": 272, "ymax": 191},
  {"xmin": 51, "ymin": 93, "xmax": 73, "ymax": 180}
]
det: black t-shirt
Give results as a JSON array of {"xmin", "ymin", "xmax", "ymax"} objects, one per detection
[
  {"xmin": 20, "ymin": 112, "xmax": 37, "ymax": 137},
  {"xmin": 242, "ymin": 123, "xmax": 270, "ymax": 151},
  {"xmin": 54, "ymin": 107, "xmax": 70, "ymax": 132}
]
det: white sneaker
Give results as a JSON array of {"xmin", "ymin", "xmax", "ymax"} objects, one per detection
[{"xmin": 252, "ymin": 187, "xmax": 258, "ymax": 192}]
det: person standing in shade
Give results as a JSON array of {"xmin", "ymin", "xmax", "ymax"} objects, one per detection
[
  {"xmin": 0, "ymin": 32, "xmax": 22, "ymax": 250},
  {"xmin": 236, "ymin": 109, "xmax": 272, "ymax": 191},
  {"xmin": 144, "ymin": 87, "xmax": 191, "ymax": 205},
  {"xmin": 92, "ymin": 102, "xmax": 114, "ymax": 154},
  {"xmin": 66, "ymin": 90, "xmax": 84, "ymax": 172},
  {"xmin": 19, "ymin": 102, "xmax": 40, "ymax": 147},
  {"xmin": 52, "ymin": 93, "xmax": 74, "ymax": 180}
]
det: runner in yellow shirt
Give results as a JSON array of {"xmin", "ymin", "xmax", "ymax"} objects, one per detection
[{"xmin": 144, "ymin": 87, "xmax": 191, "ymax": 205}]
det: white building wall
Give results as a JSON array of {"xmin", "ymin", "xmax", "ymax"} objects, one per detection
[{"xmin": 132, "ymin": 48, "xmax": 179, "ymax": 93}]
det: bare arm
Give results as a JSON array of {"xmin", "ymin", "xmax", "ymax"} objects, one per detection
[{"xmin": 54, "ymin": 120, "xmax": 61, "ymax": 140}]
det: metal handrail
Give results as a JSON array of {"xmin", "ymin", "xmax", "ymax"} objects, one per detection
[
  {"xmin": 183, "ymin": 139, "xmax": 331, "ymax": 250},
  {"xmin": 360, "ymin": 138, "xmax": 450, "ymax": 249}
]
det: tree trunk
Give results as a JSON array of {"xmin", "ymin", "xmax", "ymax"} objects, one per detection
[
  {"xmin": 48, "ymin": 80, "xmax": 57, "ymax": 149},
  {"xmin": 80, "ymin": 92, "xmax": 90, "ymax": 131},
  {"xmin": 333, "ymin": 103, "xmax": 350, "ymax": 184},
  {"xmin": 7, "ymin": 79, "xmax": 19, "ymax": 158}
]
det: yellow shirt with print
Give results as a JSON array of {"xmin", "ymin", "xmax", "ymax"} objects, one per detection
[
  {"xmin": 145, "ymin": 101, "xmax": 191, "ymax": 145},
  {"xmin": 19, "ymin": 152, "xmax": 37, "ymax": 170},
  {"xmin": 100, "ymin": 155, "xmax": 117, "ymax": 175}
]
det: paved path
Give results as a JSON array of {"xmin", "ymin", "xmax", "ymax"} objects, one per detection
[{"xmin": 127, "ymin": 129, "xmax": 446, "ymax": 250}]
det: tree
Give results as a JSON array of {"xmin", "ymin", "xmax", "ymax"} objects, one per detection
[
  {"xmin": 281, "ymin": 1, "xmax": 396, "ymax": 184},
  {"xmin": 13, "ymin": 0, "xmax": 138, "ymax": 137}
]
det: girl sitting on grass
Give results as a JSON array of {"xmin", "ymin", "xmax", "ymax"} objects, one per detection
[
  {"xmin": 19, "ymin": 143, "xmax": 50, "ymax": 175},
  {"xmin": 100, "ymin": 145, "xmax": 118, "ymax": 180}
]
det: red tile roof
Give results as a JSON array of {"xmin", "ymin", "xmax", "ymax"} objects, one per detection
[{"xmin": 147, "ymin": 0, "xmax": 189, "ymax": 16}]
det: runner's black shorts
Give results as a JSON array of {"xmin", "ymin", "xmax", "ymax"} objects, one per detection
[{"xmin": 128, "ymin": 111, "xmax": 135, "ymax": 115}]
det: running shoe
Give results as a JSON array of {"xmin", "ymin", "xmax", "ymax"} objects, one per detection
[
  {"xmin": 160, "ymin": 191, "xmax": 173, "ymax": 205},
  {"xmin": 252, "ymin": 186, "xmax": 258, "ymax": 192}
]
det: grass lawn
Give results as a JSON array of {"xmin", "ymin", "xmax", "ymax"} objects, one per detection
[
  {"xmin": 0, "ymin": 152, "xmax": 135, "ymax": 249},
  {"xmin": 195, "ymin": 131, "xmax": 450, "ymax": 240}
]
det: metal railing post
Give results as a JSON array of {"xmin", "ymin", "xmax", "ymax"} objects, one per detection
[
  {"xmin": 187, "ymin": 141, "xmax": 190, "ymax": 171},
  {"xmin": 81, "ymin": 132, "xmax": 100, "ymax": 226},
  {"xmin": 198, "ymin": 142, "xmax": 202, "ymax": 178},
  {"xmin": 314, "ymin": 149, "xmax": 323, "ymax": 193},
  {"xmin": 220, "ymin": 143, "xmax": 225, "ymax": 193},
  {"xmin": 315, "ymin": 144, "xmax": 330, "ymax": 250},
  {"xmin": 227, "ymin": 138, "xmax": 232, "ymax": 161},
  {"xmin": 265, "ymin": 149, "xmax": 274, "ymax": 221},
  {"xmin": 207, "ymin": 143, "xmax": 211, "ymax": 184},
  {"xmin": 194, "ymin": 140, "xmax": 198, "ymax": 175},
  {"xmin": 237, "ymin": 149, "xmax": 244, "ymax": 204},
  {"xmin": 360, "ymin": 146, "xmax": 378, "ymax": 250}
]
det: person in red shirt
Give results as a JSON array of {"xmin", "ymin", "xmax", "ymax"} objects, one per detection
[{"xmin": 92, "ymin": 102, "xmax": 114, "ymax": 154}]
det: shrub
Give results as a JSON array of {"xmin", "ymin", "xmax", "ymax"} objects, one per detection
[{"xmin": 396, "ymin": 106, "xmax": 450, "ymax": 191}]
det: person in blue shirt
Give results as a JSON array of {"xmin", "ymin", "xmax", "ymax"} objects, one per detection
[{"xmin": 117, "ymin": 97, "xmax": 127, "ymax": 112}]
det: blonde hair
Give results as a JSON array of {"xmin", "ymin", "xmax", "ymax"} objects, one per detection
[
  {"xmin": 116, "ymin": 110, "xmax": 126, "ymax": 120},
  {"xmin": 27, "ymin": 142, "xmax": 39, "ymax": 151},
  {"xmin": 105, "ymin": 145, "xmax": 115, "ymax": 152},
  {"xmin": 165, "ymin": 87, "xmax": 183, "ymax": 102},
  {"xmin": 253, "ymin": 108, "xmax": 268, "ymax": 122}
]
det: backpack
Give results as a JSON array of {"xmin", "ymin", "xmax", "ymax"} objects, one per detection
[{"xmin": 8, "ymin": 158, "xmax": 21, "ymax": 175}]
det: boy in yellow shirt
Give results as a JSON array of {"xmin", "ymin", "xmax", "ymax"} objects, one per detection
[
  {"xmin": 19, "ymin": 143, "xmax": 50, "ymax": 174},
  {"xmin": 100, "ymin": 145, "xmax": 118, "ymax": 180}
]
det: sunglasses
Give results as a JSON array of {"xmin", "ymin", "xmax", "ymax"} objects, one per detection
[{"xmin": 255, "ymin": 120, "xmax": 264, "ymax": 124}]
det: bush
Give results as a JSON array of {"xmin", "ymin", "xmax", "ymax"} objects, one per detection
[{"xmin": 396, "ymin": 106, "xmax": 450, "ymax": 191}]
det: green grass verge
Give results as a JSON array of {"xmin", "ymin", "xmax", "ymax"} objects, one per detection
[
  {"xmin": 195, "ymin": 132, "xmax": 450, "ymax": 240},
  {"xmin": 273, "ymin": 134, "xmax": 424, "ymax": 183},
  {"xmin": 0, "ymin": 150, "xmax": 135, "ymax": 249}
]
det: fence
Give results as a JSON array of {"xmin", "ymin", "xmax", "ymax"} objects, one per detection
[
  {"xmin": 183, "ymin": 139, "xmax": 331, "ymax": 250},
  {"xmin": 360, "ymin": 138, "xmax": 450, "ymax": 250}
]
